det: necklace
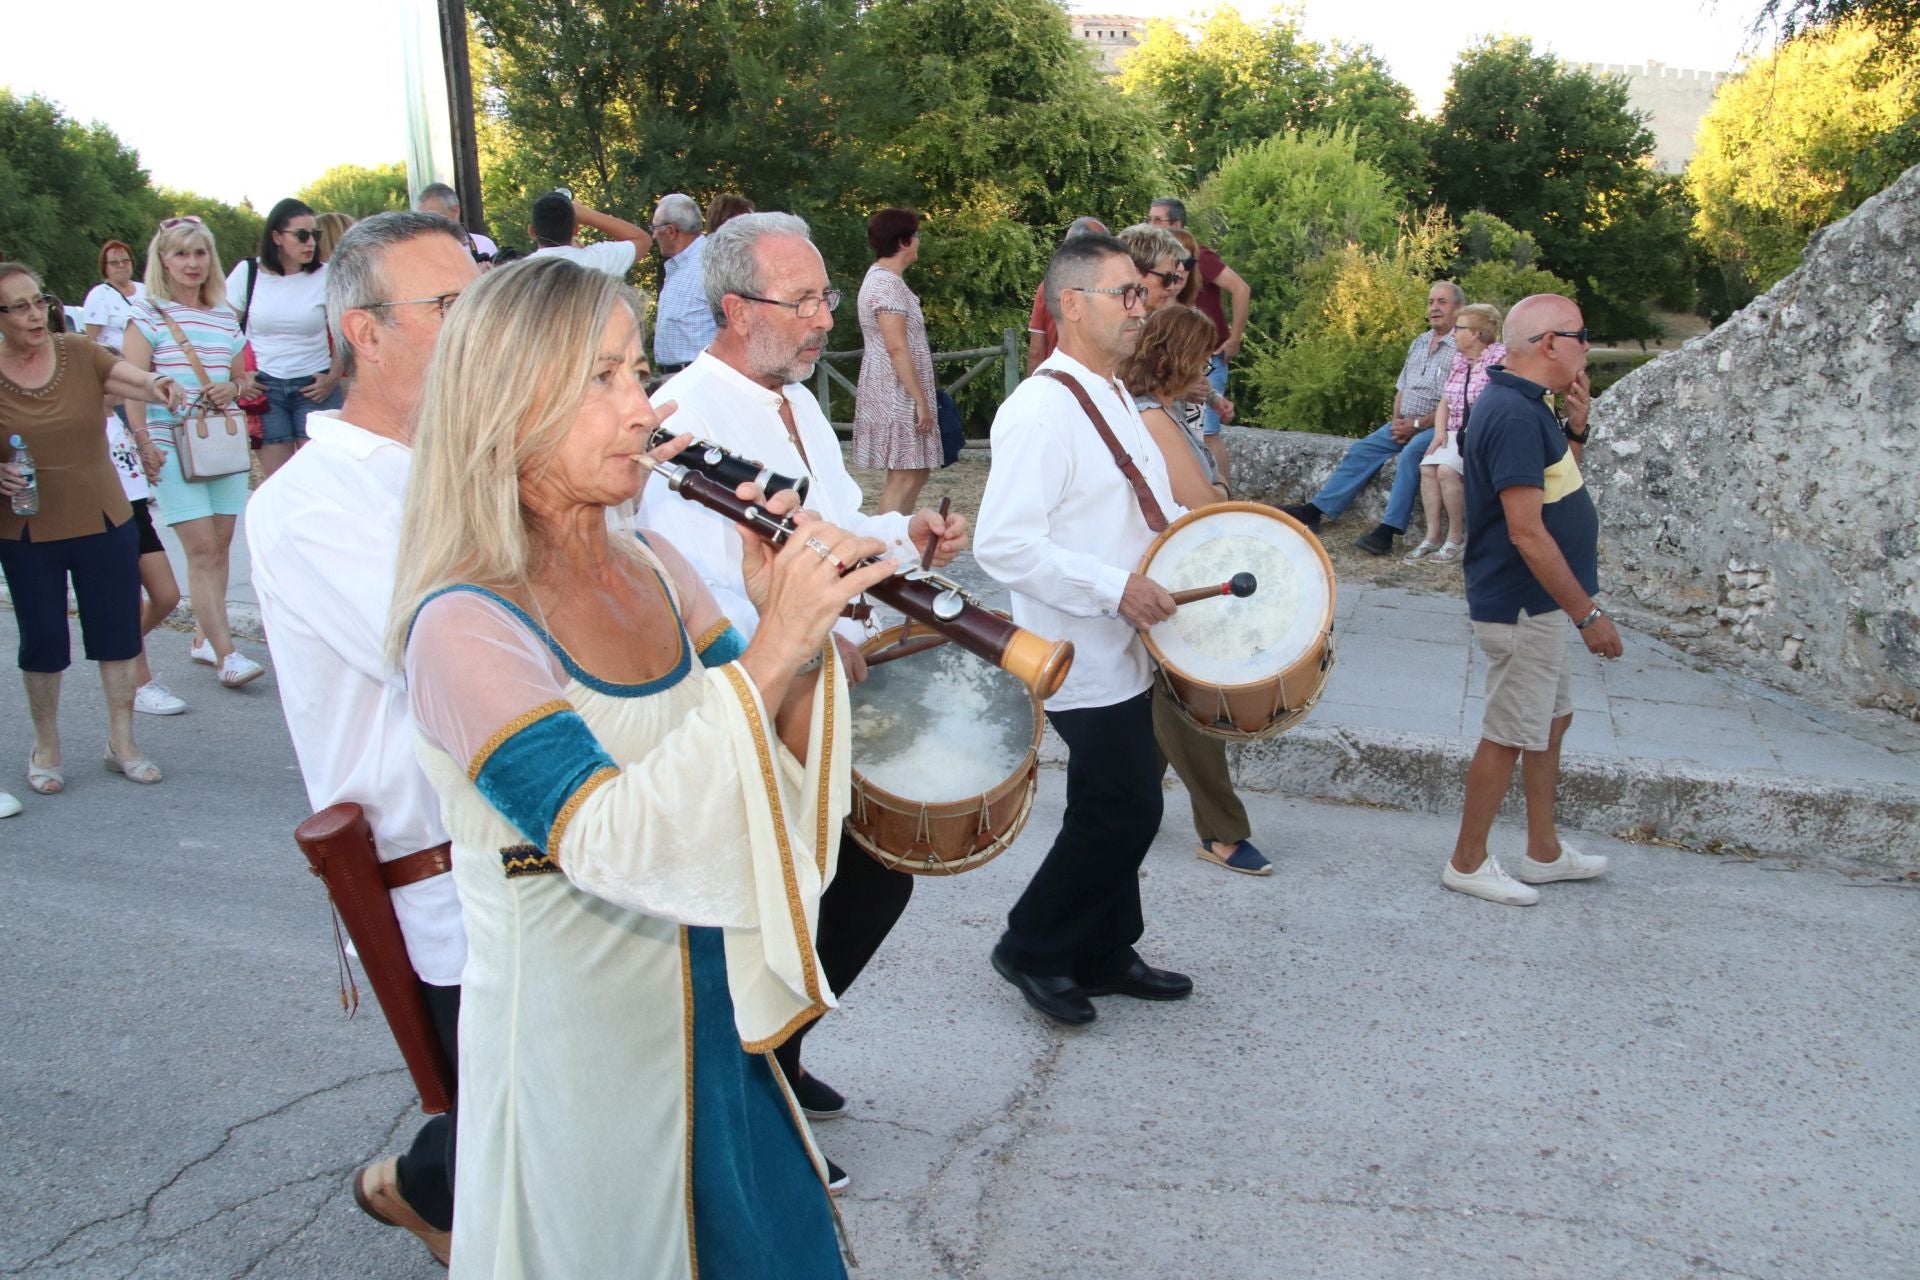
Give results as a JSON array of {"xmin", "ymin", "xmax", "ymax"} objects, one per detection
[{"xmin": 0, "ymin": 337, "xmax": 61, "ymax": 398}]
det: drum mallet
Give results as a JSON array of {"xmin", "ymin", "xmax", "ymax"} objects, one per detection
[{"xmin": 1169, "ymin": 573, "xmax": 1257, "ymax": 606}]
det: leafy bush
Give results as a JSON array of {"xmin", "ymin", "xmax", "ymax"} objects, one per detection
[{"xmin": 1458, "ymin": 260, "xmax": 1576, "ymax": 311}]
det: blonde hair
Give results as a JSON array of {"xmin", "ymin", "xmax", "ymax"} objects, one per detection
[
  {"xmin": 1116, "ymin": 223, "xmax": 1184, "ymax": 276},
  {"xmin": 1456, "ymin": 302, "xmax": 1503, "ymax": 343},
  {"xmin": 386, "ymin": 256, "xmax": 670, "ymax": 666},
  {"xmin": 313, "ymin": 212, "xmax": 356, "ymax": 264},
  {"xmin": 144, "ymin": 220, "xmax": 230, "ymax": 310}
]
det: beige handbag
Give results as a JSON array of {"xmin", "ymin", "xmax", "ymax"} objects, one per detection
[{"xmin": 152, "ymin": 304, "xmax": 249, "ymax": 480}]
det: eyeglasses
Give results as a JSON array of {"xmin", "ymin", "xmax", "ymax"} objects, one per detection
[
  {"xmin": 0, "ymin": 294, "xmax": 54, "ymax": 315},
  {"xmin": 1143, "ymin": 268, "xmax": 1184, "ymax": 288},
  {"xmin": 1528, "ymin": 328, "xmax": 1590, "ymax": 346},
  {"xmin": 1070, "ymin": 284, "xmax": 1147, "ymax": 310},
  {"xmin": 281, "ymin": 228, "xmax": 316, "ymax": 243},
  {"xmin": 734, "ymin": 288, "xmax": 841, "ymax": 319},
  {"xmin": 159, "ymin": 215, "xmax": 204, "ymax": 229},
  {"xmin": 363, "ymin": 292, "xmax": 464, "ymax": 318}
]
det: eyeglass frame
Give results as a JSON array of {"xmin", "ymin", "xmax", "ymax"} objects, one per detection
[
  {"xmin": 1528, "ymin": 327, "xmax": 1590, "ymax": 346},
  {"xmin": 278, "ymin": 227, "xmax": 317, "ymax": 244},
  {"xmin": 732, "ymin": 287, "xmax": 842, "ymax": 319},
  {"xmin": 0, "ymin": 294, "xmax": 55, "ymax": 316},
  {"xmin": 361, "ymin": 292, "xmax": 465, "ymax": 319},
  {"xmin": 1142, "ymin": 268, "xmax": 1184, "ymax": 288},
  {"xmin": 1068, "ymin": 283, "xmax": 1148, "ymax": 311}
]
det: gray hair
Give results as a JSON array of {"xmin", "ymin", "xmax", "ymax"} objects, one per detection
[
  {"xmin": 1064, "ymin": 215, "xmax": 1107, "ymax": 241},
  {"xmin": 1116, "ymin": 224, "xmax": 1184, "ymax": 274},
  {"xmin": 326, "ymin": 211, "xmax": 466, "ymax": 376},
  {"xmin": 1042, "ymin": 232, "xmax": 1132, "ymax": 323},
  {"xmin": 1149, "ymin": 196, "xmax": 1187, "ymax": 225},
  {"xmin": 654, "ymin": 193, "xmax": 702, "ymax": 235},
  {"xmin": 414, "ymin": 182, "xmax": 459, "ymax": 214},
  {"xmin": 1431, "ymin": 279, "xmax": 1466, "ymax": 306},
  {"xmin": 703, "ymin": 211, "xmax": 813, "ymax": 328}
]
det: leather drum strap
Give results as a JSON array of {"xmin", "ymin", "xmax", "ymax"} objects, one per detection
[
  {"xmin": 381, "ymin": 842, "xmax": 453, "ymax": 889},
  {"xmin": 1039, "ymin": 369, "xmax": 1167, "ymax": 532}
]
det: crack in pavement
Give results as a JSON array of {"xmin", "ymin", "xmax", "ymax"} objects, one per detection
[{"xmin": 2, "ymin": 1067, "xmax": 409, "ymax": 1277}]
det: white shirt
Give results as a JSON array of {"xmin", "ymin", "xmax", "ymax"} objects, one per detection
[
  {"xmin": 973, "ymin": 351, "xmax": 1184, "ymax": 713},
  {"xmin": 635, "ymin": 351, "xmax": 915, "ymax": 647},
  {"xmin": 226, "ymin": 260, "xmax": 331, "ymax": 378},
  {"xmin": 247, "ymin": 412, "xmax": 467, "ymax": 986},
  {"xmin": 470, "ymin": 231, "xmax": 499, "ymax": 259},
  {"xmin": 653, "ymin": 234, "xmax": 716, "ymax": 365},
  {"xmin": 81, "ymin": 281, "xmax": 146, "ymax": 352},
  {"xmin": 531, "ymin": 240, "xmax": 637, "ymax": 277}
]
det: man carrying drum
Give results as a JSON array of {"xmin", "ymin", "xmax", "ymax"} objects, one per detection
[
  {"xmin": 634, "ymin": 212, "xmax": 966, "ymax": 1190},
  {"xmin": 973, "ymin": 232, "xmax": 1193, "ymax": 1027}
]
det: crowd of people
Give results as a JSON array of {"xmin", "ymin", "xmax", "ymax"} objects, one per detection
[{"xmin": 0, "ymin": 182, "xmax": 1620, "ymax": 1276}]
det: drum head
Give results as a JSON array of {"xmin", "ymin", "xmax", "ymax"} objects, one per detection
[
  {"xmin": 851, "ymin": 633, "xmax": 1037, "ymax": 805},
  {"xmin": 1141, "ymin": 503, "xmax": 1334, "ymax": 685}
]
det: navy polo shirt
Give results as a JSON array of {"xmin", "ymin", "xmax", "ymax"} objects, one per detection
[{"xmin": 1461, "ymin": 367, "xmax": 1599, "ymax": 624}]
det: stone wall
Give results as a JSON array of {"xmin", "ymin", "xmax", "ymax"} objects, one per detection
[
  {"xmin": 1586, "ymin": 165, "xmax": 1920, "ymax": 716},
  {"xmin": 1225, "ymin": 424, "xmax": 1421, "ymax": 531}
]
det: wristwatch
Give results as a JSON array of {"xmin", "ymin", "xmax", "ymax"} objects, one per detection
[
  {"xmin": 1560, "ymin": 416, "xmax": 1589, "ymax": 444},
  {"xmin": 1575, "ymin": 605, "xmax": 1605, "ymax": 630}
]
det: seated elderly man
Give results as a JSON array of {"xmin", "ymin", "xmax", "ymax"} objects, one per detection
[{"xmin": 1281, "ymin": 281, "xmax": 1462, "ymax": 555}]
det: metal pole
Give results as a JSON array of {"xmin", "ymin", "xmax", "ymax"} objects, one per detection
[
  {"xmin": 437, "ymin": 0, "xmax": 487, "ymax": 232},
  {"xmin": 815, "ymin": 359, "xmax": 831, "ymax": 423}
]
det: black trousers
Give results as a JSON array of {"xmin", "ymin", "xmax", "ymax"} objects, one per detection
[
  {"xmin": 394, "ymin": 981, "xmax": 460, "ymax": 1231},
  {"xmin": 1002, "ymin": 690, "xmax": 1163, "ymax": 981},
  {"xmin": 774, "ymin": 830, "xmax": 915, "ymax": 1078}
]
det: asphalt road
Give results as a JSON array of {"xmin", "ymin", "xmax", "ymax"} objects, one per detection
[{"xmin": 2, "ymin": 619, "xmax": 1915, "ymax": 1279}]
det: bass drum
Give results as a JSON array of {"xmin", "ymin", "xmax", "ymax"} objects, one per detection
[
  {"xmin": 847, "ymin": 621, "xmax": 1042, "ymax": 875},
  {"xmin": 1139, "ymin": 501, "xmax": 1337, "ymax": 741}
]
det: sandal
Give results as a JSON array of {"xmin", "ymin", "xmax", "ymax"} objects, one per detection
[
  {"xmin": 1197, "ymin": 839, "xmax": 1272, "ymax": 876},
  {"xmin": 103, "ymin": 753, "xmax": 164, "ymax": 785},
  {"xmin": 1431, "ymin": 540, "xmax": 1465, "ymax": 564},
  {"xmin": 1402, "ymin": 539, "xmax": 1440, "ymax": 563},
  {"xmin": 26, "ymin": 752, "xmax": 63, "ymax": 795}
]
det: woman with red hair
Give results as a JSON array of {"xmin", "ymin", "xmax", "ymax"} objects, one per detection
[{"xmin": 81, "ymin": 241, "xmax": 146, "ymax": 355}]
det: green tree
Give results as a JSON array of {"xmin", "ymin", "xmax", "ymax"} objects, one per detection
[
  {"xmin": 1428, "ymin": 36, "xmax": 1693, "ymax": 338},
  {"xmin": 1688, "ymin": 17, "xmax": 1920, "ymax": 306},
  {"xmin": 151, "ymin": 189, "xmax": 266, "ymax": 274},
  {"xmin": 1191, "ymin": 127, "xmax": 1404, "ymax": 321},
  {"xmin": 296, "ymin": 162, "xmax": 411, "ymax": 218},
  {"xmin": 1450, "ymin": 210, "xmax": 1576, "ymax": 310}
]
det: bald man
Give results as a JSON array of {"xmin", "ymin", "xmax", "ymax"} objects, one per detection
[{"xmin": 1443, "ymin": 293, "xmax": 1623, "ymax": 907}]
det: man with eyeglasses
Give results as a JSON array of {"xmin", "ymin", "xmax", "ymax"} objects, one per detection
[
  {"xmin": 1443, "ymin": 293, "xmax": 1622, "ymax": 907},
  {"xmin": 975, "ymin": 232, "xmax": 1194, "ymax": 1027},
  {"xmin": 246, "ymin": 212, "xmax": 481, "ymax": 1265},
  {"xmin": 1024, "ymin": 215, "xmax": 1108, "ymax": 374},
  {"xmin": 648, "ymin": 193, "xmax": 717, "ymax": 377},
  {"xmin": 634, "ymin": 210, "xmax": 967, "ymax": 1194}
]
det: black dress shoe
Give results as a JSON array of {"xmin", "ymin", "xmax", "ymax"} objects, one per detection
[
  {"xmin": 1353, "ymin": 523, "xmax": 1399, "ymax": 556},
  {"xmin": 991, "ymin": 943, "xmax": 1096, "ymax": 1025},
  {"xmin": 1278, "ymin": 501, "xmax": 1323, "ymax": 530},
  {"xmin": 1080, "ymin": 958, "xmax": 1194, "ymax": 1001}
]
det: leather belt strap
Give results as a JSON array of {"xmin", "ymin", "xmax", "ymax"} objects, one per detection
[
  {"xmin": 840, "ymin": 602, "xmax": 873, "ymax": 622},
  {"xmin": 1039, "ymin": 369, "xmax": 1167, "ymax": 531},
  {"xmin": 380, "ymin": 842, "xmax": 453, "ymax": 889}
]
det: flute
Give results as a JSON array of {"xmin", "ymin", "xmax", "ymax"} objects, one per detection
[{"xmin": 643, "ymin": 458, "xmax": 1074, "ymax": 701}]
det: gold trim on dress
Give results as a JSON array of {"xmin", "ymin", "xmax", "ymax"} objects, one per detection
[
  {"xmin": 692, "ymin": 617, "xmax": 733, "ymax": 655},
  {"xmin": 546, "ymin": 765, "xmax": 620, "ymax": 862},
  {"xmin": 679, "ymin": 928, "xmax": 700, "ymax": 1280},
  {"xmin": 718, "ymin": 664, "xmax": 825, "ymax": 1008},
  {"xmin": 466, "ymin": 698, "xmax": 573, "ymax": 782},
  {"xmin": 814, "ymin": 641, "xmax": 836, "ymax": 879},
  {"xmin": 499, "ymin": 843, "xmax": 560, "ymax": 879}
]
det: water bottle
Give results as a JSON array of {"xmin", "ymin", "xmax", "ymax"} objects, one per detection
[{"xmin": 7, "ymin": 435, "xmax": 37, "ymax": 517}]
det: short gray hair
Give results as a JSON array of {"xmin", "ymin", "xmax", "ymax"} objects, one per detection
[
  {"xmin": 703, "ymin": 211, "xmax": 812, "ymax": 328},
  {"xmin": 1064, "ymin": 215, "xmax": 1107, "ymax": 241},
  {"xmin": 1431, "ymin": 279, "xmax": 1466, "ymax": 306},
  {"xmin": 1149, "ymin": 196, "xmax": 1187, "ymax": 225},
  {"xmin": 414, "ymin": 182, "xmax": 459, "ymax": 213},
  {"xmin": 1042, "ymin": 232, "xmax": 1131, "ymax": 323},
  {"xmin": 1116, "ymin": 224, "xmax": 1184, "ymax": 274},
  {"xmin": 655, "ymin": 193, "xmax": 702, "ymax": 235},
  {"xmin": 326, "ymin": 211, "xmax": 466, "ymax": 376}
]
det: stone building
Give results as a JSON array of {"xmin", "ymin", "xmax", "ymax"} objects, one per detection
[
  {"xmin": 1069, "ymin": 13, "xmax": 1145, "ymax": 75},
  {"xmin": 1573, "ymin": 60, "xmax": 1731, "ymax": 172}
]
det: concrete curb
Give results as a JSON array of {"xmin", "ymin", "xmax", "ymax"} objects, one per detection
[{"xmin": 1039, "ymin": 721, "xmax": 1919, "ymax": 872}]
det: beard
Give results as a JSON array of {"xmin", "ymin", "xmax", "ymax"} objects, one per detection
[{"xmin": 746, "ymin": 322, "xmax": 825, "ymax": 385}]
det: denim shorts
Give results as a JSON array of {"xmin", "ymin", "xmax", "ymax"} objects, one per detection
[{"xmin": 258, "ymin": 373, "xmax": 343, "ymax": 445}]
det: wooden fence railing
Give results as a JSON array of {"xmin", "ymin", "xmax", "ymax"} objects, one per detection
[{"xmin": 813, "ymin": 327, "xmax": 1024, "ymax": 426}]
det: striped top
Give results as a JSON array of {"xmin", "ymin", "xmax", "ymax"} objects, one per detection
[{"xmin": 130, "ymin": 299, "xmax": 244, "ymax": 442}]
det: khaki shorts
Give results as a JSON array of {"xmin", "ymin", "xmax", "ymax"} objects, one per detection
[{"xmin": 1473, "ymin": 610, "xmax": 1575, "ymax": 751}]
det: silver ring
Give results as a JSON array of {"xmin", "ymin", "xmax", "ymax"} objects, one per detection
[{"xmin": 804, "ymin": 536, "xmax": 833, "ymax": 560}]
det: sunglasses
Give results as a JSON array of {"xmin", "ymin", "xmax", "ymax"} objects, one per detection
[
  {"xmin": 1144, "ymin": 268, "xmax": 1184, "ymax": 288},
  {"xmin": 281, "ymin": 228, "xmax": 317, "ymax": 243},
  {"xmin": 159, "ymin": 215, "xmax": 204, "ymax": 229},
  {"xmin": 1528, "ymin": 327, "xmax": 1590, "ymax": 346},
  {"xmin": 1178, "ymin": 256, "xmax": 1197, "ymax": 273}
]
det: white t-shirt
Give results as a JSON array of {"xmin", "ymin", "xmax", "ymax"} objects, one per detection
[
  {"xmin": 226, "ymin": 259, "xmax": 331, "ymax": 379},
  {"xmin": 105, "ymin": 414, "xmax": 150, "ymax": 502},
  {"xmin": 471, "ymin": 231, "xmax": 499, "ymax": 259},
  {"xmin": 531, "ymin": 240, "xmax": 637, "ymax": 277},
  {"xmin": 80, "ymin": 281, "xmax": 146, "ymax": 353}
]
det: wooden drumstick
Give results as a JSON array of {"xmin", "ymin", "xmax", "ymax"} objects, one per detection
[{"xmin": 1169, "ymin": 573, "xmax": 1257, "ymax": 607}]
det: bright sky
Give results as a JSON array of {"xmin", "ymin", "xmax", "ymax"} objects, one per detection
[{"xmin": 4, "ymin": 0, "xmax": 1765, "ymax": 208}]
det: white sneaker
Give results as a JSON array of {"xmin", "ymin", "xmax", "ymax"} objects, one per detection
[
  {"xmin": 1403, "ymin": 539, "xmax": 1440, "ymax": 563},
  {"xmin": 219, "ymin": 651, "xmax": 265, "ymax": 688},
  {"xmin": 1512, "ymin": 842, "xmax": 1608, "ymax": 884},
  {"xmin": 1442, "ymin": 854, "xmax": 1540, "ymax": 906},
  {"xmin": 189, "ymin": 637, "xmax": 216, "ymax": 666},
  {"xmin": 134, "ymin": 682, "xmax": 188, "ymax": 716},
  {"xmin": 0, "ymin": 790, "xmax": 20, "ymax": 819}
]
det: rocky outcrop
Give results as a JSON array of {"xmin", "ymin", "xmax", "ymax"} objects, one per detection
[{"xmin": 1587, "ymin": 164, "xmax": 1920, "ymax": 716}]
